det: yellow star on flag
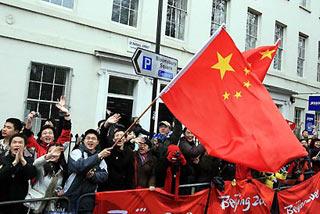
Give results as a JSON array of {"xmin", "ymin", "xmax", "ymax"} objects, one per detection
[
  {"xmin": 260, "ymin": 49, "xmax": 276, "ymax": 60},
  {"xmin": 234, "ymin": 91, "xmax": 242, "ymax": 99},
  {"xmin": 243, "ymin": 80, "xmax": 252, "ymax": 88},
  {"xmin": 244, "ymin": 68, "xmax": 250, "ymax": 75},
  {"xmin": 212, "ymin": 52, "xmax": 235, "ymax": 79},
  {"xmin": 223, "ymin": 92, "xmax": 230, "ymax": 100}
]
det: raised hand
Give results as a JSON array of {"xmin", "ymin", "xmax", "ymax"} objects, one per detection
[
  {"xmin": 98, "ymin": 148, "xmax": 111, "ymax": 159},
  {"xmin": 25, "ymin": 111, "xmax": 37, "ymax": 129},
  {"xmin": 105, "ymin": 113, "xmax": 121, "ymax": 125},
  {"xmin": 46, "ymin": 146, "xmax": 64, "ymax": 161},
  {"xmin": 55, "ymin": 96, "xmax": 69, "ymax": 115},
  {"xmin": 19, "ymin": 148, "xmax": 27, "ymax": 166}
]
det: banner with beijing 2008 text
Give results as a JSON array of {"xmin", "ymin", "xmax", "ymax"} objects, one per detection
[
  {"xmin": 93, "ymin": 188, "xmax": 209, "ymax": 214},
  {"xmin": 277, "ymin": 172, "xmax": 320, "ymax": 214},
  {"xmin": 208, "ymin": 179, "xmax": 274, "ymax": 213}
]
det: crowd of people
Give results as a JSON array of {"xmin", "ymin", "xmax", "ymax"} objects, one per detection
[{"xmin": 0, "ymin": 96, "xmax": 319, "ymax": 214}]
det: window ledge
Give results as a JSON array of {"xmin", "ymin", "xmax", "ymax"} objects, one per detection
[{"xmin": 299, "ymin": 5, "xmax": 311, "ymax": 13}]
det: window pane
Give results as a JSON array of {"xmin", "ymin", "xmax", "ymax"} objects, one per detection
[
  {"xmin": 62, "ymin": 0, "xmax": 74, "ymax": 8},
  {"xmin": 55, "ymin": 68, "xmax": 66, "ymax": 84},
  {"xmin": 26, "ymin": 101, "xmax": 38, "ymax": 112},
  {"xmin": 112, "ymin": 4, "xmax": 121, "ymax": 22},
  {"xmin": 122, "ymin": 0, "xmax": 129, "ymax": 8},
  {"xmin": 51, "ymin": 0, "xmax": 62, "ymax": 5},
  {"xmin": 50, "ymin": 103, "xmax": 60, "ymax": 119},
  {"xmin": 113, "ymin": 0, "xmax": 120, "ymax": 5},
  {"xmin": 120, "ymin": 8, "xmax": 129, "ymax": 24},
  {"xmin": 108, "ymin": 76, "xmax": 135, "ymax": 96},
  {"xmin": 130, "ymin": 0, "xmax": 138, "ymax": 10},
  {"xmin": 30, "ymin": 64, "xmax": 42, "ymax": 81},
  {"xmin": 39, "ymin": 102, "xmax": 51, "ymax": 119},
  {"xmin": 53, "ymin": 85, "xmax": 64, "ymax": 101},
  {"xmin": 129, "ymin": 10, "xmax": 137, "ymax": 27},
  {"xmin": 43, "ymin": 66, "xmax": 55, "ymax": 83},
  {"xmin": 40, "ymin": 83, "xmax": 53, "ymax": 101},
  {"xmin": 27, "ymin": 82, "xmax": 40, "ymax": 99}
]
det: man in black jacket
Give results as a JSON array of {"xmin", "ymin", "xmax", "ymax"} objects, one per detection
[{"xmin": 0, "ymin": 133, "xmax": 36, "ymax": 214}]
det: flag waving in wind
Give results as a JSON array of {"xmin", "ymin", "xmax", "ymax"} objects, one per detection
[
  {"xmin": 242, "ymin": 41, "xmax": 280, "ymax": 82},
  {"xmin": 160, "ymin": 28, "xmax": 307, "ymax": 172}
]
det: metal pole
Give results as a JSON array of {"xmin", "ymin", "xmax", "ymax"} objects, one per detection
[{"xmin": 149, "ymin": 0, "xmax": 163, "ymax": 135}]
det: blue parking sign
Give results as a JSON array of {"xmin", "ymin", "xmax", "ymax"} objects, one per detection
[{"xmin": 142, "ymin": 56, "xmax": 152, "ymax": 71}]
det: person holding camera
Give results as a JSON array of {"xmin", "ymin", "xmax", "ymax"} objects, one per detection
[
  {"xmin": 63, "ymin": 129, "xmax": 110, "ymax": 213},
  {"xmin": 24, "ymin": 144, "xmax": 68, "ymax": 213},
  {"xmin": 23, "ymin": 96, "xmax": 72, "ymax": 158}
]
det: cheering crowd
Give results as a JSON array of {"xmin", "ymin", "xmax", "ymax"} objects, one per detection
[{"xmin": 0, "ymin": 96, "xmax": 319, "ymax": 214}]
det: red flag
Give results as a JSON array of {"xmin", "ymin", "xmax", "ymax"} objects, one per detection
[
  {"xmin": 242, "ymin": 41, "xmax": 280, "ymax": 82},
  {"xmin": 160, "ymin": 28, "xmax": 307, "ymax": 172}
]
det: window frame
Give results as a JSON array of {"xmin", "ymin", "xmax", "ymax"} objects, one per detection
[
  {"xmin": 245, "ymin": 9, "xmax": 260, "ymax": 50},
  {"xmin": 111, "ymin": 0, "xmax": 139, "ymax": 27},
  {"xmin": 25, "ymin": 62, "xmax": 72, "ymax": 132},
  {"xmin": 273, "ymin": 22, "xmax": 285, "ymax": 70},
  {"xmin": 294, "ymin": 107, "xmax": 304, "ymax": 136},
  {"xmin": 165, "ymin": 0, "xmax": 188, "ymax": 40},
  {"xmin": 297, "ymin": 34, "xmax": 307, "ymax": 77},
  {"xmin": 210, "ymin": 0, "xmax": 227, "ymax": 35}
]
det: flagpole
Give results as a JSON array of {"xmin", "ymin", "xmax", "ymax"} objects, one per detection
[{"xmin": 107, "ymin": 97, "xmax": 159, "ymax": 150}]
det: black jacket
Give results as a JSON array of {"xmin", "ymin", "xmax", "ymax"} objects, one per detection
[{"xmin": 0, "ymin": 153, "xmax": 36, "ymax": 214}]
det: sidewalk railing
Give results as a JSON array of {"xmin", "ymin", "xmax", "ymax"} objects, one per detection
[{"xmin": 0, "ymin": 196, "xmax": 71, "ymax": 213}]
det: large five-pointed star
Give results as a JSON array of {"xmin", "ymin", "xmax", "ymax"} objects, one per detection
[
  {"xmin": 211, "ymin": 52, "xmax": 235, "ymax": 79},
  {"xmin": 260, "ymin": 49, "xmax": 276, "ymax": 60}
]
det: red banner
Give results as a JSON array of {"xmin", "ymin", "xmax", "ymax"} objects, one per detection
[
  {"xmin": 209, "ymin": 179, "xmax": 274, "ymax": 213},
  {"xmin": 94, "ymin": 188, "xmax": 209, "ymax": 214},
  {"xmin": 94, "ymin": 180, "xmax": 275, "ymax": 213},
  {"xmin": 278, "ymin": 172, "xmax": 320, "ymax": 214}
]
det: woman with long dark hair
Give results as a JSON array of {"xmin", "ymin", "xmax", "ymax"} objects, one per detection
[{"xmin": 24, "ymin": 144, "xmax": 68, "ymax": 213}]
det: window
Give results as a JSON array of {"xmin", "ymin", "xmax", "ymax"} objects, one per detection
[
  {"xmin": 317, "ymin": 42, "xmax": 320, "ymax": 82},
  {"xmin": 297, "ymin": 34, "xmax": 307, "ymax": 77},
  {"xmin": 165, "ymin": 0, "xmax": 188, "ymax": 40},
  {"xmin": 111, "ymin": 0, "xmax": 139, "ymax": 27},
  {"xmin": 245, "ymin": 10, "xmax": 259, "ymax": 50},
  {"xmin": 210, "ymin": 0, "xmax": 227, "ymax": 35},
  {"xmin": 273, "ymin": 22, "xmax": 285, "ymax": 70},
  {"xmin": 107, "ymin": 76, "xmax": 137, "ymax": 128},
  {"xmin": 294, "ymin": 107, "xmax": 304, "ymax": 136},
  {"xmin": 42, "ymin": 0, "xmax": 74, "ymax": 9},
  {"xmin": 26, "ymin": 63, "xmax": 70, "ymax": 131}
]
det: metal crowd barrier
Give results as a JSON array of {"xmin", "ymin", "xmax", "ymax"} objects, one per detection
[{"xmin": 0, "ymin": 196, "xmax": 71, "ymax": 212}]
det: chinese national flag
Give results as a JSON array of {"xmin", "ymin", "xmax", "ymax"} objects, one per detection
[
  {"xmin": 242, "ymin": 42, "xmax": 280, "ymax": 82},
  {"xmin": 160, "ymin": 28, "xmax": 307, "ymax": 172}
]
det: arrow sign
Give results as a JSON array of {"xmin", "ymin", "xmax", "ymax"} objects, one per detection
[{"xmin": 131, "ymin": 48, "xmax": 178, "ymax": 81}]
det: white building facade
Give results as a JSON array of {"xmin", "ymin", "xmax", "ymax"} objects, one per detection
[{"xmin": 0, "ymin": 0, "xmax": 319, "ymax": 135}]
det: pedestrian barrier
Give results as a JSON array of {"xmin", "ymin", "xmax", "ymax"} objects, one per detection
[{"xmin": 0, "ymin": 196, "xmax": 71, "ymax": 213}]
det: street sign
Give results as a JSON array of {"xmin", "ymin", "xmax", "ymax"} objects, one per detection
[
  {"xmin": 132, "ymin": 48, "xmax": 178, "ymax": 81},
  {"xmin": 305, "ymin": 113, "xmax": 315, "ymax": 135},
  {"xmin": 308, "ymin": 96, "xmax": 320, "ymax": 111}
]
